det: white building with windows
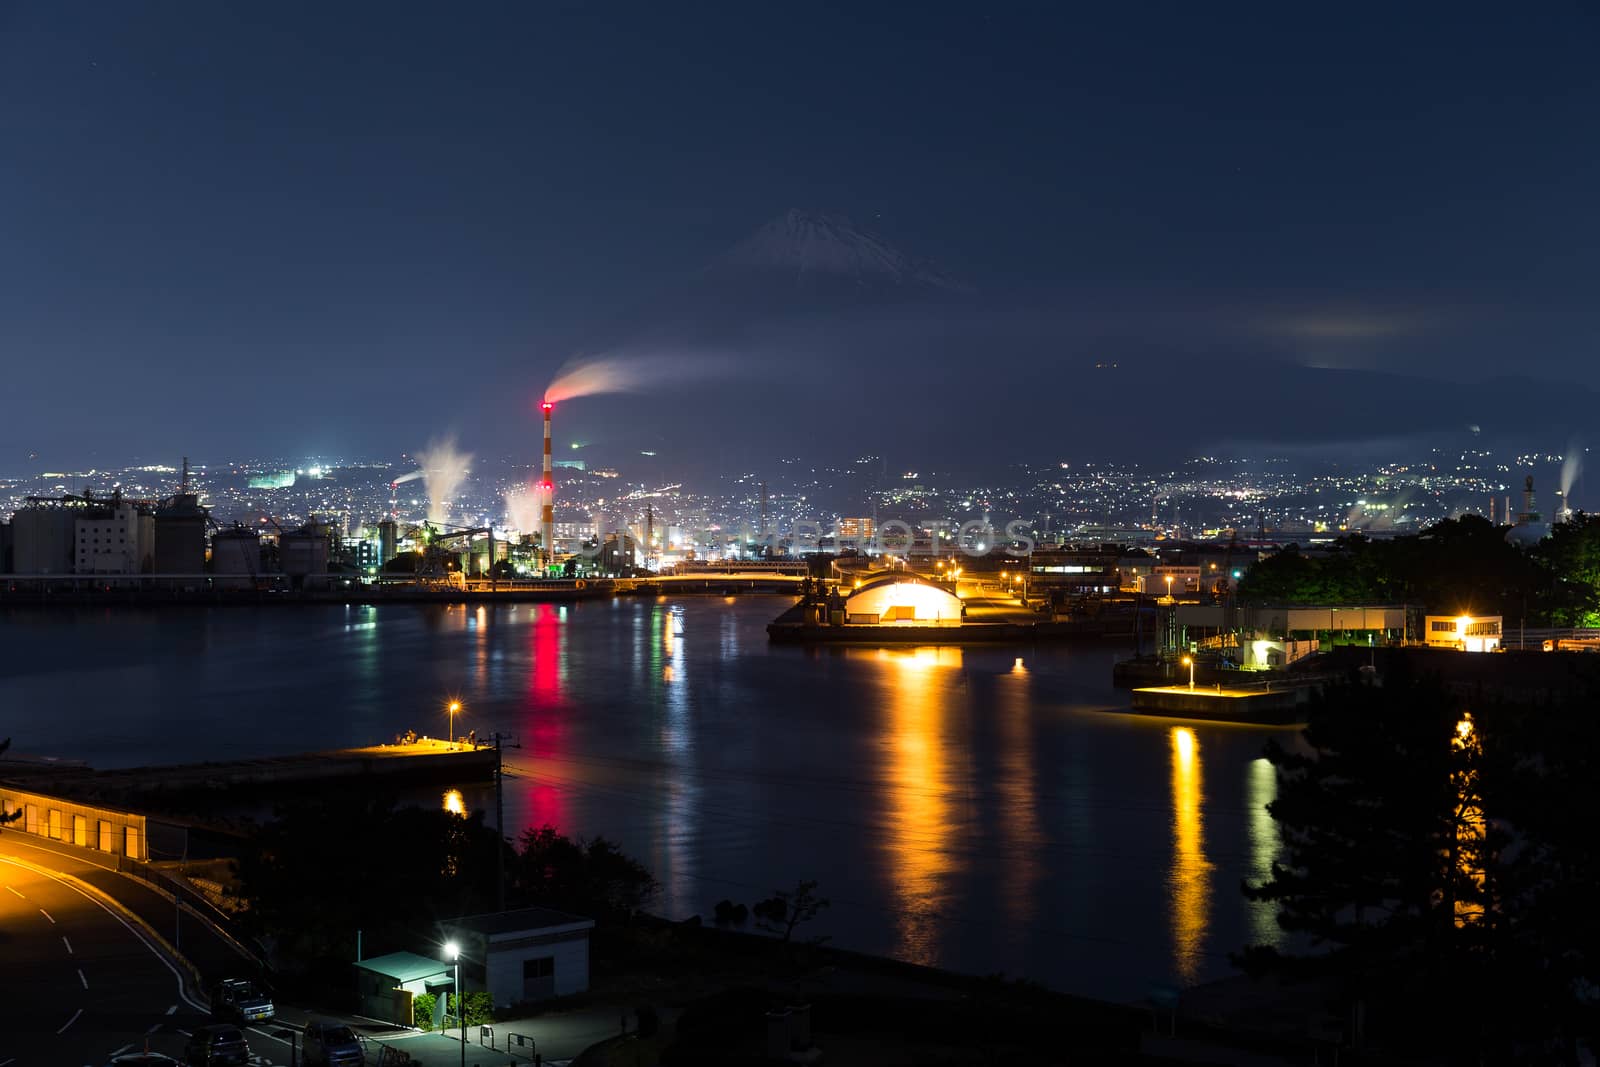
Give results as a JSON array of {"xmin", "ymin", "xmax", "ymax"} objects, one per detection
[
  {"xmin": 440, "ymin": 908, "xmax": 595, "ymax": 1008},
  {"xmin": 75, "ymin": 501, "xmax": 153, "ymax": 574},
  {"xmin": 1424, "ymin": 614, "xmax": 1502, "ymax": 652}
]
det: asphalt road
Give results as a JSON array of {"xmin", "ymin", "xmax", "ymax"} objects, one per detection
[{"xmin": 0, "ymin": 854, "xmax": 205, "ymax": 1066}]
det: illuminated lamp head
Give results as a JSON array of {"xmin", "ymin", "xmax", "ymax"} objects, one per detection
[
  {"xmin": 540, "ymin": 401, "xmax": 554, "ymax": 412},
  {"xmin": 1457, "ymin": 615, "xmax": 1472, "ymax": 632}
]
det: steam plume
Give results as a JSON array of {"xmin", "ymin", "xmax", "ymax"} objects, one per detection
[
  {"xmin": 413, "ymin": 437, "xmax": 473, "ymax": 524},
  {"xmin": 1560, "ymin": 439, "xmax": 1582, "ymax": 516},
  {"xmin": 504, "ymin": 483, "xmax": 550, "ymax": 535},
  {"xmin": 543, "ymin": 351, "xmax": 736, "ymax": 404}
]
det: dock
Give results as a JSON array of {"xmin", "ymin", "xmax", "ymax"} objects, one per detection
[
  {"xmin": 0, "ymin": 739, "xmax": 498, "ymax": 806},
  {"xmin": 1128, "ymin": 684, "xmax": 1311, "ymax": 724}
]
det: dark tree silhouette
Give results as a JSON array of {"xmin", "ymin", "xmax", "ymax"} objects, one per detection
[
  {"xmin": 0, "ymin": 739, "xmax": 20, "ymax": 830},
  {"xmin": 754, "ymin": 880, "xmax": 830, "ymax": 944}
]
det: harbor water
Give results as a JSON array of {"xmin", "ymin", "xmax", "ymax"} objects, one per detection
[{"xmin": 0, "ymin": 597, "xmax": 1292, "ymax": 1001}]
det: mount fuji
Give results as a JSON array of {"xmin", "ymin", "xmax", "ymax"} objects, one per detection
[{"xmin": 704, "ymin": 209, "xmax": 972, "ymax": 298}]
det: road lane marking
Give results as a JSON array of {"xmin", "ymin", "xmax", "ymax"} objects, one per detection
[
  {"xmin": 112, "ymin": 1045, "xmax": 132, "ymax": 1057},
  {"xmin": 147, "ymin": 1023, "xmax": 162, "ymax": 1034},
  {"xmin": 56, "ymin": 1007, "xmax": 83, "ymax": 1033},
  {"xmin": 0, "ymin": 856, "xmax": 208, "ymax": 1012},
  {"xmin": 62, "ymin": 934, "xmax": 73, "ymax": 954},
  {"xmin": 39, "ymin": 906, "xmax": 56, "ymax": 923},
  {"xmin": 78, "ymin": 967, "xmax": 88, "ymax": 989},
  {"xmin": 177, "ymin": 1028, "xmax": 192, "ymax": 1036},
  {"xmin": 4, "ymin": 884, "xmax": 23, "ymax": 898},
  {"xmin": 167, "ymin": 1004, "xmax": 178, "ymax": 1014}
]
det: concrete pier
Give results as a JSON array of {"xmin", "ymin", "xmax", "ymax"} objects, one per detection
[
  {"xmin": 1128, "ymin": 684, "xmax": 1310, "ymax": 724},
  {"xmin": 2, "ymin": 739, "xmax": 497, "ymax": 806}
]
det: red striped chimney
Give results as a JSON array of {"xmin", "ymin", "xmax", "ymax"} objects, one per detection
[{"xmin": 541, "ymin": 401, "xmax": 555, "ymax": 565}]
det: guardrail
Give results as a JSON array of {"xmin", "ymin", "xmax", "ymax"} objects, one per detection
[{"xmin": 507, "ymin": 1030, "xmax": 538, "ymax": 1060}]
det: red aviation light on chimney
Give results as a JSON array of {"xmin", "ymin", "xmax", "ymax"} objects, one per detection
[
  {"xmin": 540, "ymin": 401, "xmax": 554, "ymax": 412},
  {"xmin": 539, "ymin": 481, "xmax": 554, "ymax": 492}
]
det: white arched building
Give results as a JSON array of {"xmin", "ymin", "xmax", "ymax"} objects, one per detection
[{"xmin": 844, "ymin": 575, "xmax": 963, "ymax": 625}]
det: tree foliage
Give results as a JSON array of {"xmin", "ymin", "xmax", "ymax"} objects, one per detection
[
  {"xmin": 1237, "ymin": 516, "xmax": 1587, "ymax": 622},
  {"xmin": 232, "ymin": 797, "xmax": 503, "ymax": 971},
  {"xmin": 0, "ymin": 739, "xmax": 19, "ymax": 830},
  {"xmin": 512, "ymin": 824, "xmax": 657, "ymax": 920},
  {"xmin": 1241, "ymin": 668, "xmax": 1600, "ymax": 1058}
]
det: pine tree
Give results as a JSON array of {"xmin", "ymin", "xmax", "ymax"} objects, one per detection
[{"xmin": 1239, "ymin": 668, "xmax": 1494, "ymax": 1053}]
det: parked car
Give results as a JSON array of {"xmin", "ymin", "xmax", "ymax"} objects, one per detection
[
  {"xmin": 212, "ymin": 977, "xmax": 274, "ymax": 1024},
  {"xmin": 303, "ymin": 1020, "xmax": 365, "ymax": 1066},
  {"xmin": 184, "ymin": 1024, "xmax": 250, "ymax": 1066}
]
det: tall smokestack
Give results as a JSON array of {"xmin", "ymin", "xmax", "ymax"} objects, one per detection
[
  {"xmin": 1524, "ymin": 475, "xmax": 1537, "ymax": 522},
  {"xmin": 1488, "ymin": 494, "xmax": 1496, "ymax": 525},
  {"xmin": 541, "ymin": 401, "xmax": 555, "ymax": 568}
]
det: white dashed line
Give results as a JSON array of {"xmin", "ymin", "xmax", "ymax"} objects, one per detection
[
  {"xmin": 4, "ymin": 885, "xmax": 23, "ymax": 898},
  {"xmin": 39, "ymin": 907, "xmax": 56, "ymax": 924},
  {"xmin": 166, "ymin": 1004, "xmax": 178, "ymax": 1015},
  {"xmin": 61, "ymin": 934, "xmax": 73, "ymax": 954},
  {"xmin": 176, "ymin": 1028, "xmax": 192, "ymax": 1037},
  {"xmin": 0, "ymin": 857, "xmax": 207, "ymax": 1012},
  {"xmin": 78, "ymin": 968, "xmax": 88, "ymax": 989},
  {"xmin": 111, "ymin": 1045, "xmax": 132, "ymax": 1057},
  {"xmin": 56, "ymin": 1007, "xmax": 83, "ymax": 1033},
  {"xmin": 146, "ymin": 1023, "xmax": 162, "ymax": 1034}
]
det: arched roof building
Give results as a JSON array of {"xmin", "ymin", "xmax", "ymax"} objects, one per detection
[{"xmin": 843, "ymin": 574, "xmax": 963, "ymax": 625}]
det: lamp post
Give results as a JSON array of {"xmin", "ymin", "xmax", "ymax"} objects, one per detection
[
  {"xmin": 448, "ymin": 701, "xmax": 461, "ymax": 746},
  {"xmin": 445, "ymin": 940, "xmax": 464, "ymax": 1067},
  {"xmin": 1182, "ymin": 655, "xmax": 1194, "ymax": 690},
  {"xmin": 1164, "ymin": 574, "xmax": 1173, "ymax": 601}
]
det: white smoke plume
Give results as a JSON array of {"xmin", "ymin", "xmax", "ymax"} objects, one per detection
[
  {"xmin": 1560, "ymin": 439, "xmax": 1583, "ymax": 518},
  {"xmin": 413, "ymin": 437, "xmax": 473, "ymax": 524},
  {"xmin": 543, "ymin": 351, "xmax": 738, "ymax": 404},
  {"xmin": 503, "ymin": 483, "xmax": 550, "ymax": 535}
]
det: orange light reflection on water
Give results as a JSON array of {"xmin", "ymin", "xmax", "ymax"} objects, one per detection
[
  {"xmin": 1169, "ymin": 726, "xmax": 1212, "ymax": 985},
  {"xmin": 878, "ymin": 646, "xmax": 963, "ymax": 965}
]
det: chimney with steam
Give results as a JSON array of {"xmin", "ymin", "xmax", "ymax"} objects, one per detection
[{"xmin": 541, "ymin": 401, "xmax": 555, "ymax": 567}]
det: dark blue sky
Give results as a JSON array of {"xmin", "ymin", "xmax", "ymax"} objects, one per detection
[{"xmin": 4, "ymin": 2, "xmax": 1598, "ymax": 469}]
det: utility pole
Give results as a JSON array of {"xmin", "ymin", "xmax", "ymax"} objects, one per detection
[{"xmin": 492, "ymin": 732, "xmax": 520, "ymax": 913}]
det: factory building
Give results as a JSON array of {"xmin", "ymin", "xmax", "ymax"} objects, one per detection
[
  {"xmin": 154, "ymin": 493, "xmax": 208, "ymax": 574},
  {"xmin": 11, "ymin": 504, "xmax": 78, "ymax": 574},
  {"xmin": 75, "ymin": 498, "xmax": 154, "ymax": 575}
]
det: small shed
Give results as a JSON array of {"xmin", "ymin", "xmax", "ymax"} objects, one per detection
[
  {"xmin": 440, "ymin": 908, "xmax": 596, "ymax": 1008},
  {"xmin": 354, "ymin": 951, "xmax": 454, "ymax": 1026}
]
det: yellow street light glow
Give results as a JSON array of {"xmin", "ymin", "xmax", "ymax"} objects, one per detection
[
  {"xmin": 1182, "ymin": 656, "xmax": 1192, "ymax": 666},
  {"xmin": 1456, "ymin": 615, "xmax": 1472, "ymax": 632}
]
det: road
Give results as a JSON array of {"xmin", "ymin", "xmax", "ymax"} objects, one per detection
[{"xmin": 0, "ymin": 854, "xmax": 204, "ymax": 1065}]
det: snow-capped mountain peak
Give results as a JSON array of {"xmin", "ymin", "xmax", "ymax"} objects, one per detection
[{"xmin": 712, "ymin": 209, "xmax": 970, "ymax": 294}]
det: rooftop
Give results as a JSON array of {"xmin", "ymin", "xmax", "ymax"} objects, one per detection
[
  {"xmin": 353, "ymin": 951, "xmax": 453, "ymax": 983},
  {"xmin": 443, "ymin": 907, "xmax": 594, "ymax": 935}
]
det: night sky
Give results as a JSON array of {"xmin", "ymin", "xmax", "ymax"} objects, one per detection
[{"xmin": 4, "ymin": 3, "xmax": 1598, "ymax": 471}]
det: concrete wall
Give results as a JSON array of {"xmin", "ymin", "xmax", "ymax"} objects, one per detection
[
  {"xmin": 0, "ymin": 786, "xmax": 147, "ymax": 860},
  {"xmin": 480, "ymin": 929, "xmax": 591, "ymax": 1007}
]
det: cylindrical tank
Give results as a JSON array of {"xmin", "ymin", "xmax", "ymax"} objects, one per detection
[
  {"xmin": 377, "ymin": 519, "xmax": 397, "ymax": 566},
  {"xmin": 211, "ymin": 526, "xmax": 260, "ymax": 588}
]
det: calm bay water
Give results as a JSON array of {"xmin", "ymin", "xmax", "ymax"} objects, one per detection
[{"xmin": 0, "ymin": 597, "xmax": 1289, "ymax": 1001}]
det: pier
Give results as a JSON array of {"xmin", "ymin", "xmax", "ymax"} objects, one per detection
[
  {"xmin": 1128, "ymin": 684, "xmax": 1310, "ymax": 724},
  {"xmin": 1, "ymin": 739, "xmax": 498, "ymax": 807}
]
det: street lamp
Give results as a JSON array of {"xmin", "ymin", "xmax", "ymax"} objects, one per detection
[
  {"xmin": 1164, "ymin": 574, "xmax": 1174, "ymax": 600},
  {"xmin": 448, "ymin": 701, "xmax": 461, "ymax": 746},
  {"xmin": 445, "ymin": 940, "xmax": 464, "ymax": 1067},
  {"xmin": 1182, "ymin": 655, "xmax": 1194, "ymax": 690}
]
